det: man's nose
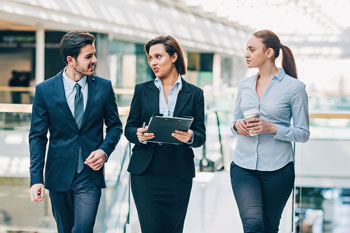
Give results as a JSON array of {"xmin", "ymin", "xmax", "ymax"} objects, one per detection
[{"xmin": 92, "ymin": 55, "xmax": 97, "ymax": 63}]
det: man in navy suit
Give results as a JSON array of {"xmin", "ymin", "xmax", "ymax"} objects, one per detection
[{"xmin": 29, "ymin": 31, "xmax": 123, "ymax": 233}]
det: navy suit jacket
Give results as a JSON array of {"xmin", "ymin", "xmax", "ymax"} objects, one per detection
[
  {"xmin": 29, "ymin": 70, "xmax": 123, "ymax": 192},
  {"xmin": 125, "ymin": 79, "xmax": 206, "ymax": 179}
]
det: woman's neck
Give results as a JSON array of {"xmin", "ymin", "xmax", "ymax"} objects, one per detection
[
  {"xmin": 161, "ymin": 69, "xmax": 179, "ymax": 87},
  {"xmin": 258, "ymin": 62, "xmax": 279, "ymax": 80}
]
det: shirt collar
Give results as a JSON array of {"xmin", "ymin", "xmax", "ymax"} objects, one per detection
[
  {"xmin": 154, "ymin": 75, "xmax": 182, "ymax": 91},
  {"xmin": 255, "ymin": 68, "xmax": 286, "ymax": 82},
  {"xmin": 62, "ymin": 67, "xmax": 87, "ymax": 89},
  {"xmin": 274, "ymin": 68, "xmax": 286, "ymax": 81}
]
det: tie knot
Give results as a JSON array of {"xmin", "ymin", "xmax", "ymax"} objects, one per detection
[{"xmin": 75, "ymin": 83, "xmax": 81, "ymax": 92}]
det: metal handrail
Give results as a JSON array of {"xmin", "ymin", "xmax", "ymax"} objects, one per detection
[
  {"xmin": 0, "ymin": 103, "xmax": 130, "ymax": 116},
  {"xmin": 0, "ymin": 86, "xmax": 134, "ymax": 95}
]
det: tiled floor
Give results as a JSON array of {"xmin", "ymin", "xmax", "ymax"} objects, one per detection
[
  {"xmin": 184, "ymin": 171, "xmax": 243, "ymax": 233},
  {"xmin": 184, "ymin": 171, "xmax": 295, "ymax": 233}
]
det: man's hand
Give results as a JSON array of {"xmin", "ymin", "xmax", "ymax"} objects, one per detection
[
  {"xmin": 172, "ymin": 129, "xmax": 193, "ymax": 143},
  {"xmin": 29, "ymin": 183, "xmax": 45, "ymax": 202},
  {"xmin": 84, "ymin": 149, "xmax": 106, "ymax": 170}
]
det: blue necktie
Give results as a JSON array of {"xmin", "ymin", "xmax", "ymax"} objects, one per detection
[{"xmin": 74, "ymin": 83, "xmax": 84, "ymax": 174}]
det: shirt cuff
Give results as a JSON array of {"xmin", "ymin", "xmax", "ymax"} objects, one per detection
[
  {"xmin": 100, "ymin": 149, "xmax": 108, "ymax": 162},
  {"xmin": 139, "ymin": 139, "xmax": 147, "ymax": 144},
  {"xmin": 273, "ymin": 124, "xmax": 287, "ymax": 141},
  {"xmin": 185, "ymin": 133, "xmax": 194, "ymax": 145},
  {"xmin": 230, "ymin": 120, "xmax": 239, "ymax": 135}
]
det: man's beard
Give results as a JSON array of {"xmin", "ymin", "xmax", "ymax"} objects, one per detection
[{"xmin": 74, "ymin": 63, "xmax": 95, "ymax": 76}]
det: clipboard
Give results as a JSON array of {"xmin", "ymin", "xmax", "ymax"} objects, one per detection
[{"xmin": 146, "ymin": 115, "xmax": 194, "ymax": 144}]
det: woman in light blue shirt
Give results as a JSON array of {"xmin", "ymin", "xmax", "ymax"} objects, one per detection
[{"xmin": 230, "ymin": 30, "xmax": 310, "ymax": 233}]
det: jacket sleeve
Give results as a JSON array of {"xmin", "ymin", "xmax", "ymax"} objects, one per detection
[
  {"xmin": 99, "ymin": 81, "xmax": 123, "ymax": 160},
  {"xmin": 29, "ymin": 86, "xmax": 49, "ymax": 187},
  {"xmin": 125, "ymin": 84, "xmax": 144, "ymax": 146},
  {"xmin": 189, "ymin": 89, "xmax": 206, "ymax": 148}
]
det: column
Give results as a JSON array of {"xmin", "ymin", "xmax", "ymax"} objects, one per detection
[
  {"xmin": 35, "ymin": 25, "xmax": 45, "ymax": 84},
  {"xmin": 212, "ymin": 53, "xmax": 221, "ymax": 89}
]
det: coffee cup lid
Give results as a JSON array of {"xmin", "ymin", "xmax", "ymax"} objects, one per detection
[{"xmin": 243, "ymin": 109, "xmax": 259, "ymax": 117}]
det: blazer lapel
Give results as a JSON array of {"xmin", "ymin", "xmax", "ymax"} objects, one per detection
[
  {"xmin": 80, "ymin": 76, "xmax": 96, "ymax": 128},
  {"xmin": 145, "ymin": 81, "xmax": 160, "ymax": 115},
  {"xmin": 173, "ymin": 78, "xmax": 192, "ymax": 117},
  {"xmin": 56, "ymin": 71, "xmax": 79, "ymax": 130}
]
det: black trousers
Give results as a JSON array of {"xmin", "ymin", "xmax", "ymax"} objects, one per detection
[
  {"xmin": 131, "ymin": 144, "xmax": 192, "ymax": 233},
  {"xmin": 131, "ymin": 175, "xmax": 192, "ymax": 233},
  {"xmin": 49, "ymin": 169, "xmax": 101, "ymax": 233},
  {"xmin": 230, "ymin": 162, "xmax": 295, "ymax": 233}
]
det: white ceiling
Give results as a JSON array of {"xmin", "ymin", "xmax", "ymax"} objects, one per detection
[{"xmin": 179, "ymin": 0, "xmax": 350, "ymax": 58}]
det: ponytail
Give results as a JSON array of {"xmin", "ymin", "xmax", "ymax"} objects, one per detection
[
  {"xmin": 281, "ymin": 44, "xmax": 298, "ymax": 79},
  {"xmin": 253, "ymin": 30, "xmax": 298, "ymax": 79}
]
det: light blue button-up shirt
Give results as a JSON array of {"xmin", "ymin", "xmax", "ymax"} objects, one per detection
[
  {"xmin": 154, "ymin": 75, "xmax": 182, "ymax": 117},
  {"xmin": 62, "ymin": 68, "xmax": 88, "ymax": 115},
  {"xmin": 140, "ymin": 75, "xmax": 193, "ymax": 145},
  {"xmin": 230, "ymin": 69, "xmax": 310, "ymax": 171}
]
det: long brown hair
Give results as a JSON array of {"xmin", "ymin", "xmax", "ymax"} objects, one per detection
[
  {"xmin": 253, "ymin": 30, "xmax": 298, "ymax": 79},
  {"xmin": 144, "ymin": 35, "xmax": 186, "ymax": 75}
]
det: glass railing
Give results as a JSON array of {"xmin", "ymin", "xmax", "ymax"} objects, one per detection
[
  {"xmin": 102, "ymin": 142, "xmax": 131, "ymax": 233},
  {"xmin": 294, "ymin": 112, "xmax": 350, "ymax": 233},
  {"xmin": 0, "ymin": 103, "xmax": 130, "ymax": 232},
  {"xmin": 1, "ymin": 88, "xmax": 350, "ymax": 233}
]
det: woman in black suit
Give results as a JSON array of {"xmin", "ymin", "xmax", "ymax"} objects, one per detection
[{"xmin": 125, "ymin": 35, "xmax": 206, "ymax": 233}]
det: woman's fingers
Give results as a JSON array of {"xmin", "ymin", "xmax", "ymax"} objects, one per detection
[{"xmin": 136, "ymin": 127, "xmax": 155, "ymax": 141}]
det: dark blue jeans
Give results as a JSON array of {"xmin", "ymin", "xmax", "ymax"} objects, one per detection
[
  {"xmin": 49, "ymin": 171, "xmax": 101, "ymax": 233},
  {"xmin": 230, "ymin": 162, "xmax": 295, "ymax": 233}
]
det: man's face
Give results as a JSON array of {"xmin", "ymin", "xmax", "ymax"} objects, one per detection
[{"xmin": 72, "ymin": 43, "xmax": 97, "ymax": 76}]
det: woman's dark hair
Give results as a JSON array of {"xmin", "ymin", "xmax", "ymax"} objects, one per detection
[
  {"xmin": 253, "ymin": 30, "xmax": 298, "ymax": 79},
  {"xmin": 144, "ymin": 35, "xmax": 186, "ymax": 75},
  {"xmin": 59, "ymin": 31, "xmax": 95, "ymax": 64}
]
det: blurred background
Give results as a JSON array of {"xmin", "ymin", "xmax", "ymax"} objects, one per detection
[{"xmin": 0, "ymin": 0, "xmax": 349, "ymax": 232}]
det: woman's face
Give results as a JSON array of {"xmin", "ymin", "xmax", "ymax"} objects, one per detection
[
  {"xmin": 148, "ymin": 43, "xmax": 177, "ymax": 78},
  {"xmin": 245, "ymin": 36, "xmax": 271, "ymax": 68}
]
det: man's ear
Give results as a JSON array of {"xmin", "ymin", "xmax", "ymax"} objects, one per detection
[
  {"xmin": 172, "ymin": 53, "xmax": 178, "ymax": 63},
  {"xmin": 66, "ymin": 56, "xmax": 74, "ymax": 65}
]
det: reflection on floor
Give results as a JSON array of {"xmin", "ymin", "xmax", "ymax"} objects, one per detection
[{"xmin": 184, "ymin": 171, "xmax": 243, "ymax": 233}]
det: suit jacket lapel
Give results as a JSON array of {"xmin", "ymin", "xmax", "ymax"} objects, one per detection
[
  {"xmin": 145, "ymin": 81, "xmax": 160, "ymax": 115},
  {"xmin": 173, "ymin": 78, "xmax": 192, "ymax": 117},
  {"xmin": 80, "ymin": 76, "xmax": 96, "ymax": 128},
  {"xmin": 56, "ymin": 71, "xmax": 79, "ymax": 130}
]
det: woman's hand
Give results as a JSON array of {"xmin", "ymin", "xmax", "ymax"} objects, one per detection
[
  {"xmin": 234, "ymin": 119, "xmax": 250, "ymax": 136},
  {"xmin": 245, "ymin": 118, "xmax": 277, "ymax": 135},
  {"xmin": 172, "ymin": 129, "xmax": 193, "ymax": 143},
  {"xmin": 136, "ymin": 126, "xmax": 155, "ymax": 141}
]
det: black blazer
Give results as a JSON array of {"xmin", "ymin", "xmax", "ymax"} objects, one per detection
[
  {"xmin": 125, "ymin": 78, "xmax": 206, "ymax": 179},
  {"xmin": 29, "ymin": 70, "xmax": 123, "ymax": 191}
]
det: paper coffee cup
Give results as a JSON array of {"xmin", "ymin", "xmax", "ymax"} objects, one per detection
[{"xmin": 243, "ymin": 109, "xmax": 259, "ymax": 136}]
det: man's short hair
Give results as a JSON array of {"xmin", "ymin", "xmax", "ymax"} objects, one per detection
[{"xmin": 59, "ymin": 31, "xmax": 95, "ymax": 64}]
